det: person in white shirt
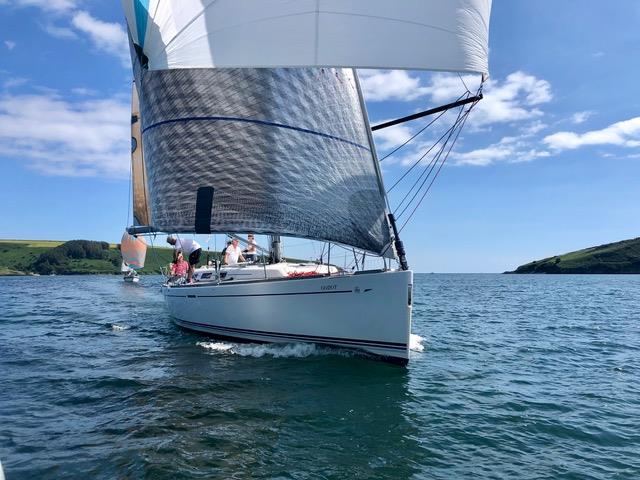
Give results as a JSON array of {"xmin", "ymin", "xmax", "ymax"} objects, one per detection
[
  {"xmin": 166, "ymin": 236, "xmax": 202, "ymax": 282},
  {"xmin": 224, "ymin": 238, "xmax": 245, "ymax": 266}
]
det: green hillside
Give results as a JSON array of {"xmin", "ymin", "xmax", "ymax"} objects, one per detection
[
  {"xmin": 0, "ymin": 239, "xmax": 305, "ymax": 276},
  {"xmin": 0, "ymin": 239, "xmax": 175, "ymax": 276},
  {"xmin": 507, "ymin": 237, "xmax": 640, "ymax": 274}
]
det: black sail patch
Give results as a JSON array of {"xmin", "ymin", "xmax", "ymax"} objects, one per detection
[{"xmin": 194, "ymin": 187, "xmax": 214, "ymax": 233}]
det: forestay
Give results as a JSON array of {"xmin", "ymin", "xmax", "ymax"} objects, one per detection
[{"xmin": 122, "ymin": 0, "xmax": 491, "ymax": 75}]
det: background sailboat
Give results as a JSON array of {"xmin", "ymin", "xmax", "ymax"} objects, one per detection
[
  {"xmin": 120, "ymin": 231, "xmax": 146, "ymax": 283},
  {"xmin": 121, "ymin": 0, "xmax": 492, "ymax": 363}
]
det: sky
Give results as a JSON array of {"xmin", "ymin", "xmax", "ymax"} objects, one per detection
[{"xmin": 0, "ymin": 1, "xmax": 639, "ymax": 272}]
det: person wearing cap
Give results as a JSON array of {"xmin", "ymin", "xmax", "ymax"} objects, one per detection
[{"xmin": 166, "ymin": 236, "xmax": 202, "ymax": 283}]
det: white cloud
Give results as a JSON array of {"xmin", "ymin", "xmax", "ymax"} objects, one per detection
[
  {"xmin": 544, "ymin": 117, "xmax": 640, "ymax": 150},
  {"xmin": 470, "ymin": 72, "xmax": 552, "ymax": 127},
  {"xmin": 6, "ymin": 1, "xmax": 128, "ymax": 65},
  {"xmin": 571, "ymin": 111, "xmax": 593, "ymax": 124},
  {"xmin": 453, "ymin": 136, "xmax": 550, "ymax": 166},
  {"xmin": 420, "ymin": 74, "xmax": 483, "ymax": 104},
  {"xmin": 71, "ymin": 11, "xmax": 129, "ymax": 66},
  {"xmin": 358, "ymin": 70, "xmax": 431, "ymax": 102},
  {"xmin": 8, "ymin": 0, "xmax": 79, "ymax": 13},
  {"xmin": 373, "ymin": 123, "xmax": 413, "ymax": 152},
  {"xmin": 2, "ymin": 77, "xmax": 28, "ymax": 89},
  {"xmin": 71, "ymin": 87, "xmax": 97, "ymax": 96},
  {"xmin": 42, "ymin": 23, "xmax": 78, "ymax": 39},
  {"xmin": 4, "ymin": 40, "xmax": 16, "ymax": 50},
  {"xmin": 0, "ymin": 92, "xmax": 130, "ymax": 177},
  {"xmin": 371, "ymin": 70, "xmax": 553, "ymax": 130},
  {"xmin": 370, "ymin": 71, "xmax": 555, "ymax": 168},
  {"xmin": 520, "ymin": 120, "xmax": 547, "ymax": 136},
  {"xmin": 452, "ymin": 144, "xmax": 511, "ymax": 166}
]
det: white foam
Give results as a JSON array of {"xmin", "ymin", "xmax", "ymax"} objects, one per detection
[
  {"xmin": 410, "ymin": 334, "xmax": 425, "ymax": 352},
  {"xmin": 111, "ymin": 324, "xmax": 128, "ymax": 331},
  {"xmin": 197, "ymin": 341, "xmax": 350, "ymax": 359},
  {"xmin": 196, "ymin": 341, "xmax": 233, "ymax": 352}
]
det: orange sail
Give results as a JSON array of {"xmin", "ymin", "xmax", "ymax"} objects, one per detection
[{"xmin": 121, "ymin": 232, "xmax": 147, "ymax": 269}]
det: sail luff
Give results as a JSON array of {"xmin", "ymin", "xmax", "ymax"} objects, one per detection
[
  {"xmin": 131, "ymin": 81, "xmax": 151, "ymax": 227},
  {"xmin": 352, "ymin": 69, "xmax": 395, "ymax": 258}
]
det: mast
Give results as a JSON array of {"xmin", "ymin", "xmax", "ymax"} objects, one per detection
[{"xmin": 268, "ymin": 235, "xmax": 282, "ymax": 264}]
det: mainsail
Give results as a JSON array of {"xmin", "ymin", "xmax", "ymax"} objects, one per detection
[{"xmin": 122, "ymin": 0, "xmax": 492, "ymax": 257}]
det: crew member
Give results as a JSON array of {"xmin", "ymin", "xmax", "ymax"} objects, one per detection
[
  {"xmin": 166, "ymin": 235, "xmax": 202, "ymax": 283},
  {"xmin": 224, "ymin": 238, "xmax": 245, "ymax": 266}
]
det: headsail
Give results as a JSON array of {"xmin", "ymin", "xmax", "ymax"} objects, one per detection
[
  {"xmin": 131, "ymin": 82, "xmax": 151, "ymax": 227},
  {"xmin": 122, "ymin": 0, "xmax": 491, "ymax": 75}
]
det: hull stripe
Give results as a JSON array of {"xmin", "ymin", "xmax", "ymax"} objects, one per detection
[
  {"xmin": 175, "ymin": 318, "xmax": 408, "ymax": 351},
  {"xmin": 167, "ymin": 289, "xmax": 352, "ymax": 298}
]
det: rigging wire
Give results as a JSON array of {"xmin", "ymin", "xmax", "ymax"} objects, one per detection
[
  {"xmin": 148, "ymin": 233, "xmax": 165, "ymax": 279},
  {"xmin": 392, "ymin": 105, "xmax": 468, "ymax": 216},
  {"xmin": 380, "ymin": 81, "xmax": 484, "ymax": 237},
  {"xmin": 386, "ymin": 98, "xmax": 469, "ymax": 194},
  {"xmin": 398, "ymin": 102, "xmax": 477, "ymax": 233},
  {"xmin": 457, "ymin": 73, "xmax": 471, "ymax": 95},
  {"xmin": 377, "ymin": 92, "xmax": 466, "ymax": 163}
]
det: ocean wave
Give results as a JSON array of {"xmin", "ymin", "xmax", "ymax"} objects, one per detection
[
  {"xmin": 410, "ymin": 334, "xmax": 425, "ymax": 352},
  {"xmin": 196, "ymin": 341, "xmax": 353, "ymax": 359}
]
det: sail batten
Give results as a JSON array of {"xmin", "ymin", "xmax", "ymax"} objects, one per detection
[{"xmin": 122, "ymin": 0, "xmax": 491, "ymax": 74}]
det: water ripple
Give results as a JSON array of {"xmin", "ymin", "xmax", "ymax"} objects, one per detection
[{"xmin": 0, "ymin": 274, "xmax": 639, "ymax": 479}]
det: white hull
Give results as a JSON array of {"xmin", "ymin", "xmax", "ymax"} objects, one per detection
[
  {"xmin": 163, "ymin": 269, "xmax": 413, "ymax": 363},
  {"xmin": 123, "ymin": 275, "xmax": 139, "ymax": 283}
]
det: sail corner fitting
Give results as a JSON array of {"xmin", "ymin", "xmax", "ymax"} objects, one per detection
[{"xmin": 387, "ymin": 213, "xmax": 409, "ymax": 271}]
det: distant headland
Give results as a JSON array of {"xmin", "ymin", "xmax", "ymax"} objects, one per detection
[
  {"xmin": 0, "ymin": 239, "xmax": 173, "ymax": 276},
  {"xmin": 506, "ymin": 237, "xmax": 640, "ymax": 274}
]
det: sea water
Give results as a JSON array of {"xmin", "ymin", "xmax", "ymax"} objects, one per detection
[{"xmin": 0, "ymin": 274, "xmax": 638, "ymax": 479}]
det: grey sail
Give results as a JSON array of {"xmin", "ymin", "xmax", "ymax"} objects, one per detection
[{"xmin": 133, "ymin": 65, "xmax": 393, "ymax": 256}]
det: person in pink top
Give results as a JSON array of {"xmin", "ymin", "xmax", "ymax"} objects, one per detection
[{"xmin": 170, "ymin": 251, "xmax": 189, "ymax": 278}]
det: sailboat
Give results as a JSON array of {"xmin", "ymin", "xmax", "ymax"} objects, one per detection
[
  {"xmin": 120, "ymin": 231, "xmax": 146, "ymax": 283},
  {"xmin": 121, "ymin": 0, "xmax": 492, "ymax": 364},
  {"xmin": 121, "ymin": 262, "xmax": 139, "ymax": 283}
]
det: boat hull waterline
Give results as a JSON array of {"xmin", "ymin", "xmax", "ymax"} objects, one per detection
[{"xmin": 162, "ymin": 270, "xmax": 413, "ymax": 363}]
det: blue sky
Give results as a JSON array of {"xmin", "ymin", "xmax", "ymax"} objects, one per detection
[{"xmin": 1, "ymin": 1, "xmax": 639, "ymax": 272}]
